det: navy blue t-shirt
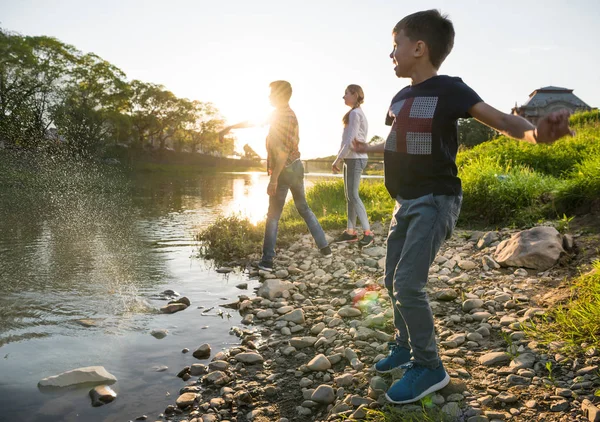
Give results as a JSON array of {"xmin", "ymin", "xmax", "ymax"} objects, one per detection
[{"xmin": 384, "ymin": 75, "xmax": 483, "ymax": 199}]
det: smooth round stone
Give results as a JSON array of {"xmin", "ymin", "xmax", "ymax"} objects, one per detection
[
  {"xmin": 307, "ymin": 354, "xmax": 331, "ymax": 371},
  {"xmin": 311, "ymin": 385, "xmax": 335, "ymax": 404}
]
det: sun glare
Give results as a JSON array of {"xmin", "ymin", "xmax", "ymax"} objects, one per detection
[{"xmin": 224, "ymin": 173, "xmax": 270, "ymax": 225}]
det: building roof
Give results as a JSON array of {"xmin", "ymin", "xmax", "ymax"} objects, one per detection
[{"xmin": 521, "ymin": 86, "xmax": 590, "ymax": 109}]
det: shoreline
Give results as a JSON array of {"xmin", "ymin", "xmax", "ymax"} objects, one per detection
[{"xmin": 153, "ymin": 221, "xmax": 600, "ymax": 422}]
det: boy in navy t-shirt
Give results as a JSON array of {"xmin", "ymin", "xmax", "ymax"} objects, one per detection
[{"xmin": 354, "ymin": 9, "xmax": 573, "ymax": 404}]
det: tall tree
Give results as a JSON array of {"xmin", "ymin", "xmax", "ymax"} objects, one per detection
[
  {"xmin": 0, "ymin": 28, "xmax": 77, "ymax": 147},
  {"xmin": 52, "ymin": 53, "xmax": 129, "ymax": 155}
]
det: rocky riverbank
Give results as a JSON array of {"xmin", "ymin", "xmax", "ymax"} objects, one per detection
[{"xmin": 154, "ymin": 220, "xmax": 600, "ymax": 422}]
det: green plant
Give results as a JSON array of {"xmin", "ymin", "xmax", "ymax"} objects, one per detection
[
  {"xmin": 501, "ymin": 331, "xmax": 520, "ymax": 359},
  {"xmin": 556, "ymin": 214, "xmax": 575, "ymax": 233},
  {"xmin": 546, "ymin": 361, "xmax": 556, "ymax": 384}
]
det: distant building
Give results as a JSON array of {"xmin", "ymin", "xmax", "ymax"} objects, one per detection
[{"xmin": 511, "ymin": 86, "xmax": 593, "ymax": 124}]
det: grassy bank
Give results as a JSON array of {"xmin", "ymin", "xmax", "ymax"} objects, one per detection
[
  {"xmin": 197, "ymin": 110, "xmax": 600, "ymax": 260},
  {"xmin": 458, "ymin": 110, "xmax": 600, "ymax": 225},
  {"xmin": 527, "ymin": 260, "xmax": 600, "ymax": 351}
]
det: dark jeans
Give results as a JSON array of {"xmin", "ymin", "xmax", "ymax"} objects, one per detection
[
  {"xmin": 262, "ymin": 160, "xmax": 328, "ymax": 262},
  {"xmin": 384, "ymin": 192, "xmax": 462, "ymax": 368}
]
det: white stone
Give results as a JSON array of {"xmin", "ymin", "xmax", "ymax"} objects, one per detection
[
  {"xmin": 38, "ymin": 366, "xmax": 117, "ymax": 388},
  {"xmin": 307, "ymin": 354, "xmax": 332, "ymax": 371}
]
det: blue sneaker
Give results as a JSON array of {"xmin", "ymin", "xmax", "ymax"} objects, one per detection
[
  {"xmin": 374, "ymin": 342, "xmax": 411, "ymax": 373},
  {"xmin": 385, "ymin": 362, "xmax": 450, "ymax": 404}
]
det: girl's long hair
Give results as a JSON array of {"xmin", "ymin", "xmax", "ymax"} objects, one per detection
[{"xmin": 343, "ymin": 84, "xmax": 365, "ymax": 127}]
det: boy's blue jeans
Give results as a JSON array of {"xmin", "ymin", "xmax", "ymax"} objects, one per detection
[
  {"xmin": 262, "ymin": 160, "xmax": 328, "ymax": 263},
  {"xmin": 384, "ymin": 192, "xmax": 462, "ymax": 369}
]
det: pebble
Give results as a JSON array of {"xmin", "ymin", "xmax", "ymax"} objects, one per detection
[
  {"xmin": 479, "ymin": 352, "xmax": 511, "ymax": 366},
  {"xmin": 150, "ymin": 227, "xmax": 590, "ymax": 422},
  {"xmin": 310, "ymin": 385, "xmax": 335, "ymax": 404}
]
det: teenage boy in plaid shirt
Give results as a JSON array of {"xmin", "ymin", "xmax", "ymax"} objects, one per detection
[{"xmin": 220, "ymin": 81, "xmax": 332, "ymax": 271}]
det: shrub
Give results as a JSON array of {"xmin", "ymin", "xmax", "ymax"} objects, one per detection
[{"xmin": 196, "ymin": 214, "xmax": 264, "ymax": 263}]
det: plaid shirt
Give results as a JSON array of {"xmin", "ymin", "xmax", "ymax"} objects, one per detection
[{"xmin": 266, "ymin": 106, "xmax": 301, "ymax": 174}]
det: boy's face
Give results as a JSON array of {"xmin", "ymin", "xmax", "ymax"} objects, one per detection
[
  {"xmin": 269, "ymin": 89, "xmax": 284, "ymax": 107},
  {"xmin": 390, "ymin": 30, "xmax": 419, "ymax": 78},
  {"xmin": 268, "ymin": 89, "xmax": 276, "ymax": 107}
]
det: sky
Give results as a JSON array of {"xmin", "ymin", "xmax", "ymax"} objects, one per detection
[{"xmin": 1, "ymin": 0, "xmax": 599, "ymax": 158}]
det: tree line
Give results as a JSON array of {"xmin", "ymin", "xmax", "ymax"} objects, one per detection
[{"xmin": 0, "ymin": 27, "xmax": 234, "ymax": 157}]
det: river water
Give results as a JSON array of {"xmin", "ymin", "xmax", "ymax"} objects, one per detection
[{"xmin": 0, "ymin": 167, "xmax": 342, "ymax": 422}]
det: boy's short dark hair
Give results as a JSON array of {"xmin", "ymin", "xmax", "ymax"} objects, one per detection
[
  {"xmin": 269, "ymin": 80, "xmax": 292, "ymax": 103},
  {"xmin": 393, "ymin": 9, "xmax": 455, "ymax": 69}
]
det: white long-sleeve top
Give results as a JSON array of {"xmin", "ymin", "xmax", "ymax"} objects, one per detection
[{"xmin": 335, "ymin": 107, "xmax": 368, "ymax": 161}]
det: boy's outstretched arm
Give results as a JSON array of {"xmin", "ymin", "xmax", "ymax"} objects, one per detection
[
  {"xmin": 469, "ymin": 102, "xmax": 574, "ymax": 144},
  {"xmin": 218, "ymin": 121, "xmax": 254, "ymax": 142}
]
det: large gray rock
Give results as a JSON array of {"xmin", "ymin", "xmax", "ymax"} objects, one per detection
[
  {"xmin": 494, "ymin": 226, "xmax": 565, "ymax": 271},
  {"xmin": 39, "ymin": 366, "xmax": 117, "ymax": 388},
  {"xmin": 257, "ymin": 279, "xmax": 294, "ymax": 300}
]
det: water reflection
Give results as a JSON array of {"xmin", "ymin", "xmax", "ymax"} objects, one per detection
[
  {"xmin": 0, "ymin": 165, "xmax": 277, "ymax": 421},
  {"xmin": 0, "ymin": 164, "xmax": 340, "ymax": 421}
]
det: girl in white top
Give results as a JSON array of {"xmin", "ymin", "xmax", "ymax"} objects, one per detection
[{"xmin": 332, "ymin": 84, "xmax": 374, "ymax": 247}]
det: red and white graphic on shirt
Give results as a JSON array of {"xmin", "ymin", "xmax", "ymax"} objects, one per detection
[{"xmin": 385, "ymin": 96, "xmax": 438, "ymax": 155}]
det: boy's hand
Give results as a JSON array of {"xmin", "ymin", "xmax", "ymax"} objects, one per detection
[
  {"xmin": 267, "ymin": 181, "xmax": 277, "ymax": 196},
  {"xmin": 352, "ymin": 139, "xmax": 368, "ymax": 153},
  {"xmin": 535, "ymin": 110, "xmax": 575, "ymax": 144}
]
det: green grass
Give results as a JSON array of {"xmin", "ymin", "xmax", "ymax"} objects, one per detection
[
  {"xmin": 280, "ymin": 179, "xmax": 394, "ymax": 230},
  {"xmin": 364, "ymin": 403, "xmax": 454, "ymax": 422},
  {"xmin": 458, "ymin": 116, "xmax": 600, "ymax": 226},
  {"xmin": 527, "ymin": 260, "xmax": 600, "ymax": 350}
]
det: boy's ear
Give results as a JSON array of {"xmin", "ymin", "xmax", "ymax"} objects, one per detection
[{"xmin": 414, "ymin": 40, "xmax": 426, "ymax": 59}]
